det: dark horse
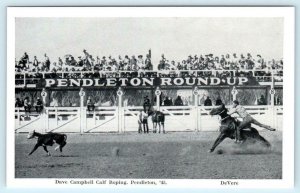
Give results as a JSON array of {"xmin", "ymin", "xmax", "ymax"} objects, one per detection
[
  {"xmin": 27, "ymin": 130, "xmax": 67, "ymax": 156},
  {"xmin": 208, "ymin": 104, "xmax": 271, "ymax": 153},
  {"xmin": 148, "ymin": 110, "xmax": 165, "ymax": 133}
]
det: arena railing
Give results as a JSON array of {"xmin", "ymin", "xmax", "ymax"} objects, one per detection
[
  {"xmin": 15, "ymin": 105, "xmax": 283, "ymax": 133},
  {"xmin": 15, "ymin": 69, "xmax": 283, "ymax": 87}
]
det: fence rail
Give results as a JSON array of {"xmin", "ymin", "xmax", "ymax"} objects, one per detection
[{"xmin": 15, "ymin": 105, "xmax": 283, "ymax": 133}]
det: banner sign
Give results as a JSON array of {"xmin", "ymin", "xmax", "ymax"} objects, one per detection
[{"xmin": 40, "ymin": 77, "xmax": 253, "ymax": 88}]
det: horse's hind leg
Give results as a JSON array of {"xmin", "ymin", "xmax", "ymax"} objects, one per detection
[
  {"xmin": 158, "ymin": 123, "xmax": 161, "ymax": 133},
  {"xmin": 153, "ymin": 123, "xmax": 157, "ymax": 133},
  {"xmin": 59, "ymin": 141, "xmax": 67, "ymax": 152}
]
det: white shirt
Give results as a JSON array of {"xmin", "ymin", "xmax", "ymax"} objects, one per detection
[{"xmin": 228, "ymin": 105, "xmax": 250, "ymax": 119}]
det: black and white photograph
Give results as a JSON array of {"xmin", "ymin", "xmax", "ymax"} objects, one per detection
[{"xmin": 6, "ymin": 7, "xmax": 294, "ymax": 188}]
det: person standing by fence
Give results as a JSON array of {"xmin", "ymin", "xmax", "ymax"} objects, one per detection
[
  {"xmin": 139, "ymin": 110, "xmax": 149, "ymax": 133},
  {"xmin": 35, "ymin": 97, "xmax": 43, "ymax": 114},
  {"xmin": 143, "ymin": 96, "xmax": 151, "ymax": 112}
]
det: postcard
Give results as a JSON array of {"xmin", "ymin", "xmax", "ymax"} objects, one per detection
[{"xmin": 7, "ymin": 7, "xmax": 295, "ymax": 188}]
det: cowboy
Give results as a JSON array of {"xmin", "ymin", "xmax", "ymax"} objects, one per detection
[
  {"xmin": 143, "ymin": 96, "xmax": 151, "ymax": 112},
  {"xmin": 44, "ymin": 53, "xmax": 50, "ymax": 71},
  {"xmin": 87, "ymin": 96, "xmax": 95, "ymax": 112},
  {"xmin": 204, "ymin": 96, "xmax": 212, "ymax": 106},
  {"xmin": 228, "ymin": 100, "xmax": 275, "ymax": 143},
  {"xmin": 33, "ymin": 56, "xmax": 39, "ymax": 68},
  {"xmin": 35, "ymin": 97, "xmax": 43, "ymax": 114},
  {"xmin": 23, "ymin": 97, "xmax": 31, "ymax": 116},
  {"xmin": 139, "ymin": 110, "xmax": 149, "ymax": 133}
]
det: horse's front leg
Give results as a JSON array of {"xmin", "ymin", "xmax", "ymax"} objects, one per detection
[
  {"xmin": 158, "ymin": 123, "xmax": 161, "ymax": 133},
  {"xmin": 208, "ymin": 133, "xmax": 227, "ymax": 153},
  {"xmin": 28, "ymin": 144, "xmax": 40, "ymax": 156},
  {"xmin": 43, "ymin": 145, "xmax": 51, "ymax": 156},
  {"xmin": 162, "ymin": 122, "xmax": 165, "ymax": 134},
  {"xmin": 153, "ymin": 122, "xmax": 156, "ymax": 133}
]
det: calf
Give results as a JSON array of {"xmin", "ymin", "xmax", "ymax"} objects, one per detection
[{"xmin": 27, "ymin": 130, "xmax": 67, "ymax": 156}]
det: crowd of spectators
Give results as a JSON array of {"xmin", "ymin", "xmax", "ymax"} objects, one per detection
[
  {"xmin": 158, "ymin": 53, "xmax": 283, "ymax": 71},
  {"xmin": 15, "ymin": 50, "xmax": 153, "ymax": 74},
  {"xmin": 15, "ymin": 97, "xmax": 43, "ymax": 115},
  {"xmin": 15, "ymin": 50, "xmax": 283, "ymax": 84},
  {"xmin": 15, "ymin": 50, "xmax": 283, "ymax": 74}
]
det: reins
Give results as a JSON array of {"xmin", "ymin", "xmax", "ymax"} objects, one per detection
[
  {"xmin": 215, "ymin": 108, "xmax": 230, "ymax": 122},
  {"xmin": 220, "ymin": 115, "xmax": 230, "ymax": 122},
  {"xmin": 217, "ymin": 109, "xmax": 226, "ymax": 115}
]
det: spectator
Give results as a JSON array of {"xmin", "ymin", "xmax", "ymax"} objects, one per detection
[
  {"xmin": 158, "ymin": 54, "xmax": 166, "ymax": 70},
  {"xmin": 35, "ymin": 97, "xmax": 43, "ymax": 114},
  {"xmin": 83, "ymin": 49, "xmax": 92, "ymax": 66},
  {"xmin": 24, "ymin": 97, "xmax": 31, "ymax": 115},
  {"xmin": 168, "ymin": 97, "xmax": 173, "ymax": 106},
  {"xmin": 215, "ymin": 97, "xmax": 223, "ymax": 106},
  {"xmin": 257, "ymin": 95, "xmax": 267, "ymax": 105},
  {"xmin": 131, "ymin": 55, "xmax": 137, "ymax": 71},
  {"xmin": 276, "ymin": 96, "xmax": 282, "ymax": 105},
  {"xmin": 137, "ymin": 55, "xmax": 144, "ymax": 70},
  {"xmin": 123, "ymin": 55, "xmax": 130, "ymax": 70},
  {"xmin": 15, "ymin": 98, "xmax": 23, "ymax": 107},
  {"xmin": 174, "ymin": 96, "xmax": 183, "ymax": 106},
  {"xmin": 58, "ymin": 57, "xmax": 63, "ymax": 67},
  {"xmin": 143, "ymin": 96, "xmax": 151, "ymax": 112},
  {"xmin": 204, "ymin": 96, "xmax": 212, "ymax": 106},
  {"xmin": 69, "ymin": 57, "xmax": 77, "ymax": 66},
  {"xmin": 163, "ymin": 97, "xmax": 168, "ymax": 106},
  {"xmin": 87, "ymin": 96, "xmax": 95, "ymax": 112},
  {"xmin": 32, "ymin": 56, "xmax": 39, "ymax": 68},
  {"xmin": 163, "ymin": 97, "xmax": 172, "ymax": 106},
  {"xmin": 145, "ymin": 54, "xmax": 152, "ymax": 70},
  {"xmin": 139, "ymin": 110, "xmax": 149, "ymax": 133},
  {"xmin": 44, "ymin": 53, "xmax": 50, "ymax": 71},
  {"xmin": 77, "ymin": 56, "xmax": 84, "ymax": 67},
  {"xmin": 18, "ymin": 52, "xmax": 29, "ymax": 69}
]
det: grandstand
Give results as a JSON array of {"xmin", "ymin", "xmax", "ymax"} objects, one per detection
[{"xmin": 14, "ymin": 51, "xmax": 283, "ymax": 133}]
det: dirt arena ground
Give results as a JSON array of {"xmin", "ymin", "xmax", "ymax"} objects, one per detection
[{"xmin": 15, "ymin": 131, "xmax": 282, "ymax": 179}]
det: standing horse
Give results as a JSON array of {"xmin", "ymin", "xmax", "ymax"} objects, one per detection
[{"xmin": 148, "ymin": 110, "xmax": 165, "ymax": 133}]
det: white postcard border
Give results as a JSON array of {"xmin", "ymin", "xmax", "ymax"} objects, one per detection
[{"xmin": 6, "ymin": 7, "xmax": 295, "ymax": 188}]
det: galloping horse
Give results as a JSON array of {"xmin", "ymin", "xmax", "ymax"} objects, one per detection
[
  {"xmin": 148, "ymin": 110, "xmax": 165, "ymax": 133},
  {"xmin": 208, "ymin": 104, "xmax": 271, "ymax": 152}
]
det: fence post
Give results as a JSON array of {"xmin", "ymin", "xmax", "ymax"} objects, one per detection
[
  {"xmin": 41, "ymin": 88, "xmax": 48, "ymax": 132},
  {"xmin": 79, "ymin": 88, "xmax": 86, "ymax": 134},
  {"xmin": 155, "ymin": 87, "xmax": 161, "ymax": 111},
  {"xmin": 117, "ymin": 87, "xmax": 124, "ymax": 133},
  {"xmin": 270, "ymin": 70, "xmax": 276, "ymax": 128},
  {"xmin": 231, "ymin": 86, "xmax": 238, "ymax": 101},
  {"xmin": 193, "ymin": 87, "xmax": 199, "ymax": 131}
]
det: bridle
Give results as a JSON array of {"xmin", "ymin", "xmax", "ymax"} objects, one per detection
[
  {"xmin": 216, "ymin": 109, "xmax": 226, "ymax": 115},
  {"xmin": 220, "ymin": 115, "xmax": 230, "ymax": 122},
  {"xmin": 214, "ymin": 108, "xmax": 230, "ymax": 122}
]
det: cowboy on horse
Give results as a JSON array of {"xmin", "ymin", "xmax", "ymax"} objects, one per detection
[
  {"xmin": 228, "ymin": 100, "xmax": 276, "ymax": 143},
  {"xmin": 208, "ymin": 103, "xmax": 272, "ymax": 152}
]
